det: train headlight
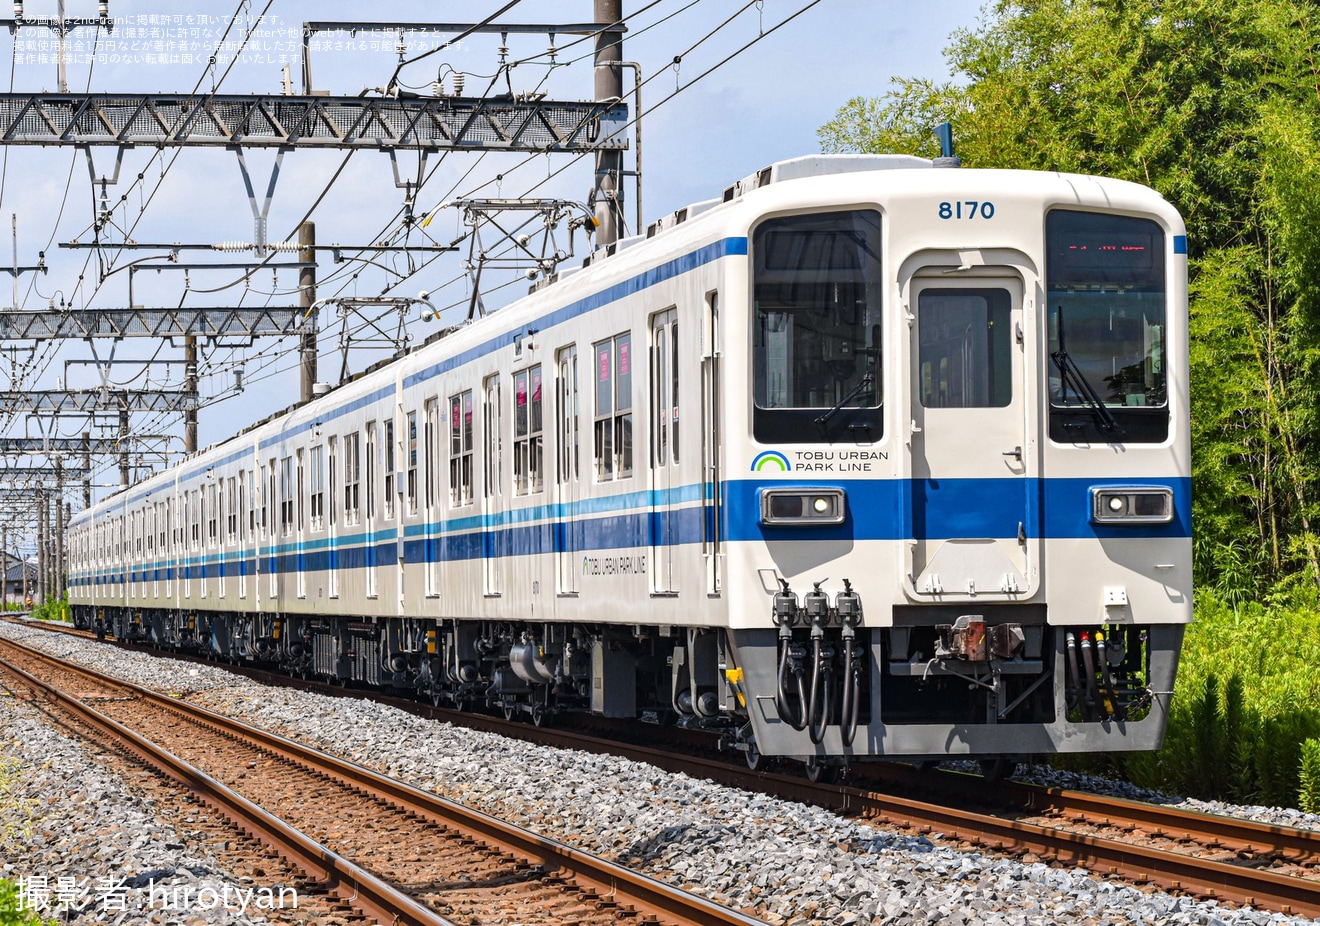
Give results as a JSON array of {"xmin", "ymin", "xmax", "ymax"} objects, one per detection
[
  {"xmin": 760, "ymin": 488, "xmax": 846, "ymax": 526},
  {"xmin": 1090, "ymin": 486, "xmax": 1174, "ymax": 524}
]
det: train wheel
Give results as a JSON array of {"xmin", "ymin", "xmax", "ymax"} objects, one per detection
[
  {"xmin": 978, "ymin": 758, "xmax": 1017, "ymax": 782},
  {"xmin": 744, "ymin": 738, "xmax": 764, "ymax": 772},
  {"xmin": 502, "ymin": 704, "xmax": 517, "ymax": 722},
  {"xmin": 804, "ymin": 756, "xmax": 838, "ymax": 784}
]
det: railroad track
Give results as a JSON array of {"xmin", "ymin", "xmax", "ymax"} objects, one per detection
[
  {"xmin": 0, "ymin": 635, "xmax": 766, "ymax": 926},
  {"xmin": 11, "ymin": 617, "xmax": 1320, "ymax": 918}
]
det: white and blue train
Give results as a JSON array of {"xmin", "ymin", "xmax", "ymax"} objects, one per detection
[{"xmin": 69, "ymin": 154, "xmax": 1190, "ymax": 776}]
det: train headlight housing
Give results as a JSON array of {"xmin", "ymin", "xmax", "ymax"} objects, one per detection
[
  {"xmin": 760, "ymin": 488, "xmax": 846, "ymax": 526},
  {"xmin": 1090, "ymin": 486, "xmax": 1174, "ymax": 525}
]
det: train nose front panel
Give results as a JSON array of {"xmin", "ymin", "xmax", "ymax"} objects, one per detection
[{"xmin": 903, "ymin": 272, "xmax": 1038, "ymax": 601}]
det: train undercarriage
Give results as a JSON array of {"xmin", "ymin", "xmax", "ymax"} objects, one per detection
[{"xmin": 72, "ymin": 604, "xmax": 1178, "ymax": 775}]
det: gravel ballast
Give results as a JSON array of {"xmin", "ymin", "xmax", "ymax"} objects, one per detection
[
  {"xmin": 1, "ymin": 619, "xmax": 1312, "ymax": 926},
  {"xmin": 0, "ymin": 675, "xmax": 286, "ymax": 924}
]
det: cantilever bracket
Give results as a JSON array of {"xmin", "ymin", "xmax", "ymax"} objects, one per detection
[{"xmin": 230, "ymin": 145, "xmax": 291, "ymax": 256}]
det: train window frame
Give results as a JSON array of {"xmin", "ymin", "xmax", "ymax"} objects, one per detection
[
  {"xmin": 226, "ymin": 475, "xmax": 238, "ymax": 542},
  {"xmin": 593, "ymin": 333, "xmax": 634, "ymax": 482},
  {"xmin": 279, "ymin": 455, "xmax": 294, "ymax": 536},
  {"xmin": 423, "ymin": 398, "xmax": 439, "ymax": 513},
  {"xmin": 343, "ymin": 431, "xmax": 361, "ymax": 525},
  {"xmin": 513, "ymin": 364, "xmax": 544, "ymax": 496},
  {"xmin": 406, "ymin": 409, "xmax": 419, "ymax": 515},
  {"xmin": 917, "ymin": 288, "xmax": 1013, "ymax": 409},
  {"xmin": 1045, "ymin": 208, "xmax": 1169, "ymax": 444},
  {"xmin": 383, "ymin": 418, "xmax": 396, "ymax": 521},
  {"xmin": 556, "ymin": 345, "xmax": 579, "ymax": 486},
  {"xmin": 750, "ymin": 208, "xmax": 884, "ymax": 444},
  {"xmin": 484, "ymin": 374, "xmax": 503, "ymax": 501},
  {"xmin": 449, "ymin": 390, "xmax": 474, "ymax": 507},
  {"xmin": 366, "ymin": 423, "xmax": 378, "ymax": 522},
  {"xmin": 309, "ymin": 444, "xmax": 325, "ymax": 531}
]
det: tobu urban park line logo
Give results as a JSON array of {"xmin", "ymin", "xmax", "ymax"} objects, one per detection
[{"xmin": 751, "ymin": 450, "xmax": 792, "ymax": 472}]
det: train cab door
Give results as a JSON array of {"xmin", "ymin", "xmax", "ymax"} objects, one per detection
[
  {"xmin": 904, "ymin": 270, "xmax": 1038, "ymax": 600},
  {"xmin": 649, "ymin": 309, "xmax": 680, "ymax": 595}
]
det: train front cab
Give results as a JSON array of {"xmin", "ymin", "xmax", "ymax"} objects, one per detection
[{"xmin": 727, "ymin": 188, "xmax": 1190, "ymax": 767}]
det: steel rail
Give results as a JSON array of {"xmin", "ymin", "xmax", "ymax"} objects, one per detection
[
  {"xmin": 17, "ymin": 621, "xmax": 1320, "ymax": 916},
  {"xmin": 0, "ymin": 635, "xmax": 766, "ymax": 926},
  {"xmin": 1002, "ymin": 778, "xmax": 1320, "ymax": 863},
  {"xmin": 0, "ymin": 648, "xmax": 457, "ymax": 926}
]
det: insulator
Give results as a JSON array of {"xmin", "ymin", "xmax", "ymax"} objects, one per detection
[
  {"xmin": 211, "ymin": 240, "xmax": 299, "ymax": 253},
  {"xmin": 431, "ymin": 79, "xmax": 443, "ymax": 97},
  {"xmin": 13, "ymin": 1, "xmax": 21, "ymax": 19},
  {"xmin": 98, "ymin": 0, "xmax": 108, "ymax": 15},
  {"xmin": 453, "ymin": 72, "xmax": 465, "ymax": 96}
]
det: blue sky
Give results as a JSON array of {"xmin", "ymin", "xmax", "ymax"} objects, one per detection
[{"xmin": 0, "ymin": 0, "xmax": 984, "ymax": 489}]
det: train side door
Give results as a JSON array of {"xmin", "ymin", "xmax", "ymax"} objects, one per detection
[
  {"xmin": 649, "ymin": 309, "xmax": 680, "ymax": 595},
  {"xmin": 905, "ymin": 273, "xmax": 1038, "ymax": 599},
  {"xmin": 555, "ymin": 346, "xmax": 580, "ymax": 596},
  {"xmin": 482, "ymin": 373, "xmax": 503, "ymax": 597}
]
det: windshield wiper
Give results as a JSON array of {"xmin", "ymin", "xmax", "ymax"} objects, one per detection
[
  {"xmin": 815, "ymin": 369, "xmax": 875, "ymax": 440},
  {"xmin": 1052, "ymin": 306, "xmax": 1118, "ymax": 433}
]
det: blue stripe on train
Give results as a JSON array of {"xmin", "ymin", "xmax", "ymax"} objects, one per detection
[{"xmin": 68, "ymin": 477, "xmax": 1190, "ymax": 586}]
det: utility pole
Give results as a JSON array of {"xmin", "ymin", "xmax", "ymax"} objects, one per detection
[
  {"xmin": 36, "ymin": 488, "xmax": 45, "ymax": 605},
  {"xmin": 299, "ymin": 221, "xmax": 317, "ymax": 403},
  {"xmin": 2, "ymin": 525, "xmax": 8, "ymax": 609},
  {"xmin": 82, "ymin": 431, "xmax": 91, "ymax": 507},
  {"xmin": 119, "ymin": 406, "xmax": 130, "ymax": 487},
  {"xmin": 184, "ymin": 336, "xmax": 198, "ymax": 454},
  {"xmin": 54, "ymin": 459, "xmax": 64, "ymax": 604},
  {"xmin": 594, "ymin": 0, "xmax": 624, "ymax": 247}
]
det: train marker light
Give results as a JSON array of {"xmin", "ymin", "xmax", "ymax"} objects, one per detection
[
  {"xmin": 1090, "ymin": 486, "xmax": 1174, "ymax": 524},
  {"xmin": 760, "ymin": 488, "xmax": 846, "ymax": 526}
]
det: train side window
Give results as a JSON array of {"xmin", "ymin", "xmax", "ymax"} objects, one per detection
[
  {"xmin": 296, "ymin": 449, "xmax": 306, "ymax": 533},
  {"xmin": 239, "ymin": 470, "xmax": 248, "ymax": 541},
  {"xmin": 366, "ymin": 423, "xmax": 378, "ymax": 522},
  {"xmin": 280, "ymin": 455, "xmax": 294, "ymax": 536},
  {"xmin": 208, "ymin": 483, "xmax": 219, "ymax": 548},
  {"xmin": 327, "ymin": 438, "xmax": 338, "ymax": 528},
  {"xmin": 449, "ymin": 390, "xmax": 474, "ymax": 506},
  {"xmin": 383, "ymin": 419, "xmax": 395, "ymax": 520},
  {"xmin": 593, "ymin": 333, "xmax": 633, "ymax": 481},
  {"xmin": 484, "ymin": 374, "xmax": 503, "ymax": 500},
  {"xmin": 226, "ymin": 476, "xmax": 237, "ymax": 542},
  {"xmin": 424, "ymin": 398, "xmax": 439, "ymax": 512},
  {"xmin": 514, "ymin": 365, "xmax": 544, "ymax": 495},
  {"xmin": 406, "ymin": 410, "xmax": 418, "ymax": 515},
  {"xmin": 267, "ymin": 461, "xmax": 277, "ymax": 540},
  {"xmin": 310, "ymin": 444, "xmax": 325, "ymax": 530},
  {"xmin": 556, "ymin": 346, "xmax": 579, "ymax": 484},
  {"xmin": 307, "ymin": 448, "xmax": 323, "ymax": 532},
  {"xmin": 344, "ymin": 432, "xmax": 361, "ymax": 524}
]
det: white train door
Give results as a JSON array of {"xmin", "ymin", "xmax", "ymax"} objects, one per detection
[
  {"xmin": 650, "ymin": 309, "xmax": 679, "ymax": 595},
  {"xmin": 906, "ymin": 273, "xmax": 1037, "ymax": 598},
  {"xmin": 483, "ymin": 373, "xmax": 503, "ymax": 597},
  {"xmin": 555, "ymin": 346, "xmax": 580, "ymax": 595}
]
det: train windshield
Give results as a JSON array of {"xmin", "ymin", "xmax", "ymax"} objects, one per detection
[
  {"xmin": 1046, "ymin": 210, "xmax": 1168, "ymax": 443},
  {"xmin": 752, "ymin": 209, "xmax": 883, "ymax": 443}
]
